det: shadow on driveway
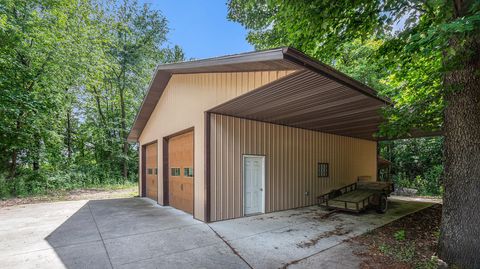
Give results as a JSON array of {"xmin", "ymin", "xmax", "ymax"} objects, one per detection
[
  {"xmin": 44, "ymin": 198, "xmax": 248, "ymax": 269},
  {"xmin": 0, "ymin": 197, "xmax": 432, "ymax": 269}
]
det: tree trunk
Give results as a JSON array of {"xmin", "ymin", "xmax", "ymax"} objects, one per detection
[
  {"xmin": 32, "ymin": 133, "xmax": 40, "ymax": 171},
  {"xmin": 92, "ymin": 86, "xmax": 106, "ymax": 125},
  {"xmin": 119, "ymin": 87, "xmax": 128, "ymax": 179},
  {"xmin": 10, "ymin": 150, "xmax": 17, "ymax": 178},
  {"xmin": 438, "ymin": 2, "xmax": 480, "ymax": 266},
  {"xmin": 9, "ymin": 119, "xmax": 22, "ymax": 178},
  {"xmin": 66, "ymin": 108, "xmax": 72, "ymax": 160}
]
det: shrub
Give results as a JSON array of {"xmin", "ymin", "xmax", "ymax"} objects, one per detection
[
  {"xmin": 379, "ymin": 242, "xmax": 416, "ymax": 262},
  {"xmin": 381, "ymin": 137, "xmax": 443, "ymax": 197},
  {"xmin": 0, "ymin": 166, "xmax": 137, "ymax": 199},
  {"xmin": 0, "ymin": 174, "xmax": 10, "ymax": 198},
  {"xmin": 392, "ymin": 165, "xmax": 443, "ymax": 196},
  {"xmin": 394, "ymin": 230, "xmax": 406, "ymax": 241}
]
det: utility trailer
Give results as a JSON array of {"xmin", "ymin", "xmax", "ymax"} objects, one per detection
[{"xmin": 318, "ymin": 181, "xmax": 394, "ymax": 213}]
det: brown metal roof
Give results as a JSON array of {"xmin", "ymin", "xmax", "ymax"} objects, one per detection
[
  {"xmin": 208, "ymin": 70, "xmax": 387, "ymax": 140},
  {"xmin": 128, "ymin": 47, "xmax": 391, "ymax": 141},
  {"xmin": 155, "ymin": 48, "xmax": 300, "ymax": 73}
]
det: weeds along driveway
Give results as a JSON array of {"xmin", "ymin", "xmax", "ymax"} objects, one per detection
[{"xmin": 0, "ymin": 197, "xmax": 432, "ymax": 269}]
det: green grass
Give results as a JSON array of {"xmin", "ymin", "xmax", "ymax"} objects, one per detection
[
  {"xmin": 394, "ymin": 230, "xmax": 406, "ymax": 241},
  {"xmin": 379, "ymin": 242, "xmax": 416, "ymax": 263},
  {"xmin": 0, "ymin": 170, "xmax": 138, "ymax": 199},
  {"xmin": 0, "ymin": 182, "xmax": 138, "ymax": 206},
  {"xmin": 418, "ymin": 257, "xmax": 442, "ymax": 269}
]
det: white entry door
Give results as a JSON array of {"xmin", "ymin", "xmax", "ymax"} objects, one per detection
[{"xmin": 243, "ymin": 155, "xmax": 265, "ymax": 215}]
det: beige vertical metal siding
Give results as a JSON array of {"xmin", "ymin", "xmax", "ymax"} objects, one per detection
[
  {"xmin": 138, "ymin": 71, "xmax": 294, "ymax": 221},
  {"xmin": 210, "ymin": 114, "xmax": 377, "ymax": 221}
]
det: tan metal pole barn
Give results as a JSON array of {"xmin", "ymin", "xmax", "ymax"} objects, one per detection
[{"xmin": 128, "ymin": 47, "xmax": 391, "ymax": 222}]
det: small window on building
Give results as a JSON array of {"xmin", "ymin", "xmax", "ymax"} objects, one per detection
[
  {"xmin": 154, "ymin": 168, "xmax": 158, "ymax": 175},
  {"xmin": 147, "ymin": 168, "xmax": 153, "ymax": 175},
  {"xmin": 171, "ymin": 168, "xmax": 180, "ymax": 176},
  {"xmin": 318, "ymin": 163, "xmax": 329, "ymax": 177},
  {"xmin": 184, "ymin": 167, "xmax": 194, "ymax": 177}
]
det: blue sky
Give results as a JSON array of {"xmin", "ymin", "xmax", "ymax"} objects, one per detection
[{"xmin": 141, "ymin": 0, "xmax": 253, "ymax": 59}]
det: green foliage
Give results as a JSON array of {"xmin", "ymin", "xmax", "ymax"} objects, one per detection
[
  {"xmin": 394, "ymin": 230, "xmax": 406, "ymax": 241},
  {"xmin": 227, "ymin": 0, "xmax": 479, "ymax": 138},
  {"xmin": 379, "ymin": 242, "xmax": 416, "ymax": 262},
  {"xmin": 0, "ymin": 0, "xmax": 184, "ymax": 198},
  {"xmin": 419, "ymin": 256, "xmax": 442, "ymax": 269},
  {"xmin": 0, "ymin": 170, "xmax": 135, "ymax": 198},
  {"xmin": 381, "ymin": 137, "xmax": 443, "ymax": 196},
  {"xmin": 433, "ymin": 230, "xmax": 441, "ymax": 239}
]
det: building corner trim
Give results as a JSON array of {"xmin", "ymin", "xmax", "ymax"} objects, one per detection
[{"xmin": 204, "ymin": 112, "xmax": 212, "ymax": 222}]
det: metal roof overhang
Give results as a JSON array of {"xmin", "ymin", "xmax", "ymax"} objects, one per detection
[
  {"xmin": 128, "ymin": 47, "xmax": 391, "ymax": 142},
  {"xmin": 208, "ymin": 69, "xmax": 388, "ymax": 140}
]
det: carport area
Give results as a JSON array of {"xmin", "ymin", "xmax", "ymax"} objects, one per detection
[{"xmin": 0, "ymin": 198, "xmax": 432, "ymax": 269}]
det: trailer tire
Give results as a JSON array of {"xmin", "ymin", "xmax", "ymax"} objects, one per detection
[
  {"xmin": 333, "ymin": 190, "xmax": 342, "ymax": 198},
  {"xmin": 377, "ymin": 194, "xmax": 388, "ymax": 214}
]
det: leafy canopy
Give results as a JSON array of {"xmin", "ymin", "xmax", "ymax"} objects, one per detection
[
  {"xmin": 228, "ymin": 0, "xmax": 480, "ymax": 137},
  {"xmin": 0, "ymin": 0, "xmax": 184, "ymax": 195}
]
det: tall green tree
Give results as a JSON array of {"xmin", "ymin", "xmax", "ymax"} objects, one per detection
[
  {"xmin": 0, "ymin": 0, "xmax": 184, "ymax": 194},
  {"xmin": 101, "ymin": 0, "xmax": 171, "ymax": 178},
  {"xmin": 0, "ymin": 0, "xmax": 93, "ymax": 176},
  {"xmin": 228, "ymin": 0, "xmax": 480, "ymax": 266},
  {"xmin": 73, "ymin": 0, "xmax": 184, "ymax": 181}
]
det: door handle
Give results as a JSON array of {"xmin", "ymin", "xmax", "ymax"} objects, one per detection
[{"xmin": 260, "ymin": 188, "xmax": 263, "ymax": 191}]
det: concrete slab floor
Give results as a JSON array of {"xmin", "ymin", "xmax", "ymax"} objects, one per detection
[{"xmin": 0, "ymin": 197, "xmax": 432, "ymax": 269}]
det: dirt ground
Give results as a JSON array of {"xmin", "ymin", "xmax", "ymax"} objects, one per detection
[
  {"xmin": 351, "ymin": 203, "xmax": 442, "ymax": 269},
  {"xmin": 0, "ymin": 187, "xmax": 138, "ymax": 208}
]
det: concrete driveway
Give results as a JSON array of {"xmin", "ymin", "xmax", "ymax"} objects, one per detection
[{"xmin": 0, "ymin": 197, "xmax": 431, "ymax": 269}]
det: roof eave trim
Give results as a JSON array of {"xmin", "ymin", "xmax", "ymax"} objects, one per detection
[
  {"xmin": 127, "ymin": 69, "xmax": 172, "ymax": 142},
  {"xmin": 156, "ymin": 48, "xmax": 285, "ymax": 72},
  {"xmin": 127, "ymin": 48, "xmax": 289, "ymax": 142}
]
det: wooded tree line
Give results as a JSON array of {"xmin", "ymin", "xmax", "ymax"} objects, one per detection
[
  {"xmin": 380, "ymin": 137, "xmax": 443, "ymax": 196},
  {"xmin": 0, "ymin": 0, "xmax": 184, "ymax": 196},
  {"xmin": 227, "ymin": 0, "xmax": 479, "ymax": 266}
]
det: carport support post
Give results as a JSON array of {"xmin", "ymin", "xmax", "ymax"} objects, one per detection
[
  {"xmin": 204, "ymin": 112, "xmax": 211, "ymax": 222},
  {"xmin": 141, "ymin": 144, "xmax": 146, "ymax": 197},
  {"xmin": 162, "ymin": 137, "xmax": 169, "ymax": 206}
]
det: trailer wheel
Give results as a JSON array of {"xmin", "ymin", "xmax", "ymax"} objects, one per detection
[
  {"xmin": 377, "ymin": 194, "xmax": 388, "ymax": 214},
  {"xmin": 333, "ymin": 190, "xmax": 342, "ymax": 198}
]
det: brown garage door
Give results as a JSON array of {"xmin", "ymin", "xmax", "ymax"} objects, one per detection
[
  {"xmin": 145, "ymin": 142, "xmax": 158, "ymax": 201},
  {"xmin": 168, "ymin": 131, "xmax": 194, "ymax": 214}
]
